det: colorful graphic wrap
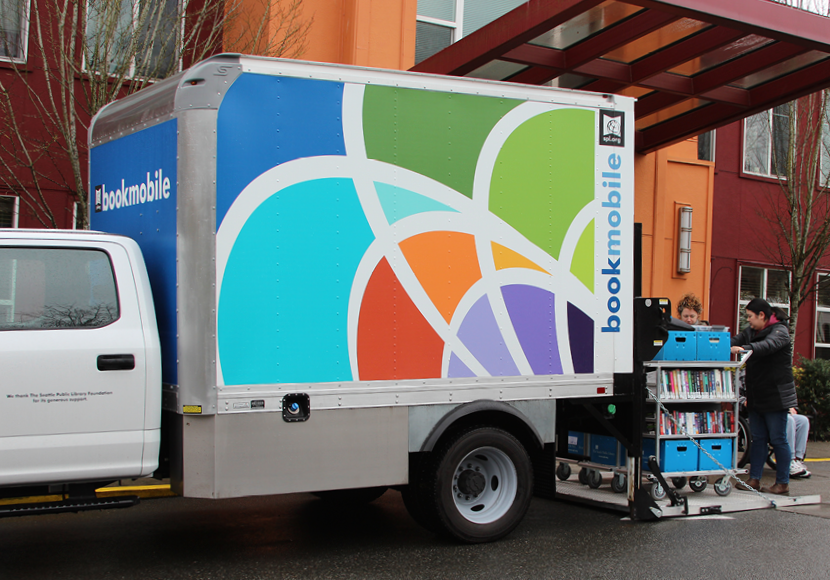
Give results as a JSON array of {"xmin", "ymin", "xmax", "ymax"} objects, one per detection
[{"xmin": 216, "ymin": 76, "xmax": 622, "ymax": 386}]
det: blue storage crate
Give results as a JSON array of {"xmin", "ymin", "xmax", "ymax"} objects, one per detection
[
  {"xmin": 642, "ymin": 439, "xmax": 698, "ymax": 472},
  {"xmin": 567, "ymin": 431, "xmax": 587, "ymax": 456},
  {"xmin": 698, "ymin": 438, "xmax": 733, "ymax": 470},
  {"xmin": 696, "ymin": 331, "xmax": 730, "ymax": 361},
  {"xmin": 662, "ymin": 440, "xmax": 698, "ymax": 472},
  {"xmin": 652, "ymin": 331, "xmax": 696, "ymax": 361},
  {"xmin": 590, "ymin": 434, "xmax": 619, "ymax": 466}
]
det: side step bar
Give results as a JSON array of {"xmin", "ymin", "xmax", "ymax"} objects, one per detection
[{"xmin": 0, "ymin": 495, "xmax": 139, "ymax": 518}]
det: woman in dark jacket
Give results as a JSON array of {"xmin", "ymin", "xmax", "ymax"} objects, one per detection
[{"xmin": 730, "ymin": 298, "xmax": 797, "ymax": 495}]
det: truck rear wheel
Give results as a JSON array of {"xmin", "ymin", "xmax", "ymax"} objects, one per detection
[{"xmin": 426, "ymin": 426, "xmax": 533, "ymax": 543}]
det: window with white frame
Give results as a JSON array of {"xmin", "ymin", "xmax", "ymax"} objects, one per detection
[
  {"xmin": 697, "ymin": 130, "xmax": 715, "ymax": 162},
  {"xmin": 743, "ymin": 104, "xmax": 791, "ymax": 178},
  {"xmin": 737, "ymin": 266, "xmax": 790, "ymax": 331},
  {"xmin": 0, "ymin": 195, "xmax": 17, "ymax": 228},
  {"xmin": 415, "ymin": 0, "xmax": 526, "ymax": 65},
  {"xmin": 0, "ymin": 0, "xmax": 29, "ymax": 62},
  {"xmin": 85, "ymin": 0, "xmax": 179, "ymax": 78},
  {"xmin": 815, "ymin": 274, "xmax": 830, "ymax": 360}
]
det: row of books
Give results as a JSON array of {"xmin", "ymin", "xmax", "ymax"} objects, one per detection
[
  {"xmin": 656, "ymin": 410, "xmax": 735, "ymax": 435},
  {"xmin": 656, "ymin": 368, "xmax": 734, "ymax": 400}
]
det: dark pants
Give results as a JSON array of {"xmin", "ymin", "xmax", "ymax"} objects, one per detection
[{"xmin": 748, "ymin": 409, "xmax": 791, "ymax": 484}]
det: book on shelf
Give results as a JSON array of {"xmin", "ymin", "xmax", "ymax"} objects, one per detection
[
  {"xmin": 658, "ymin": 368, "xmax": 734, "ymax": 400},
  {"xmin": 657, "ymin": 409, "xmax": 734, "ymax": 435}
]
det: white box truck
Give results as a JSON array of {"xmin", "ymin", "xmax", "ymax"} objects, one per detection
[{"xmin": 0, "ymin": 54, "xmax": 635, "ymax": 542}]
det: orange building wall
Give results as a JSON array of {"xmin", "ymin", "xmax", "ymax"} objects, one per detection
[
  {"xmin": 299, "ymin": 0, "xmax": 417, "ymax": 70},
  {"xmin": 635, "ymin": 137, "xmax": 715, "ymax": 321}
]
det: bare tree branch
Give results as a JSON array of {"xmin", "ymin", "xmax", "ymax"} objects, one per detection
[{"xmin": 0, "ymin": 0, "xmax": 311, "ymax": 229}]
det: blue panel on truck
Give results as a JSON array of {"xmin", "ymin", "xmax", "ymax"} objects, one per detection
[
  {"xmin": 215, "ymin": 74, "xmax": 347, "ymax": 229},
  {"xmin": 89, "ymin": 119, "xmax": 178, "ymax": 385},
  {"xmin": 218, "ymin": 177, "xmax": 374, "ymax": 385}
]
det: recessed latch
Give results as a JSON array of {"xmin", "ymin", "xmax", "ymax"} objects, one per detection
[{"xmin": 282, "ymin": 393, "xmax": 310, "ymax": 422}]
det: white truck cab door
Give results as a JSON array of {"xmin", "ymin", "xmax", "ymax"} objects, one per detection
[{"xmin": 0, "ymin": 241, "xmax": 149, "ymax": 486}]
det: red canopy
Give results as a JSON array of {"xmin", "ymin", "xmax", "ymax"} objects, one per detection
[{"xmin": 411, "ymin": 0, "xmax": 830, "ymax": 153}]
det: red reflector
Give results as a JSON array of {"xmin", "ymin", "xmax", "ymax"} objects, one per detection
[{"xmin": 597, "ymin": 387, "xmax": 606, "ymax": 394}]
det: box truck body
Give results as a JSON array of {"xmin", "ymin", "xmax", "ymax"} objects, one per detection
[{"xmin": 1, "ymin": 54, "xmax": 635, "ymax": 541}]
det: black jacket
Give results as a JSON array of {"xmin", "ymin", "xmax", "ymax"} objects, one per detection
[{"xmin": 732, "ymin": 320, "xmax": 797, "ymax": 412}]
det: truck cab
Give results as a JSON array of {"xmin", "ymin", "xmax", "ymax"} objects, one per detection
[{"xmin": 0, "ymin": 229, "xmax": 161, "ymax": 489}]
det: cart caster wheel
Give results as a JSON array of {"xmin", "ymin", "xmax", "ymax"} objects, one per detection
[
  {"xmin": 610, "ymin": 473, "xmax": 627, "ymax": 493},
  {"xmin": 689, "ymin": 477, "xmax": 707, "ymax": 493},
  {"xmin": 586, "ymin": 469, "xmax": 602, "ymax": 489},
  {"xmin": 671, "ymin": 477, "xmax": 687, "ymax": 490},
  {"xmin": 556, "ymin": 462, "xmax": 571, "ymax": 481},
  {"xmin": 714, "ymin": 477, "xmax": 732, "ymax": 497},
  {"xmin": 649, "ymin": 481, "xmax": 666, "ymax": 500},
  {"xmin": 578, "ymin": 467, "xmax": 589, "ymax": 485}
]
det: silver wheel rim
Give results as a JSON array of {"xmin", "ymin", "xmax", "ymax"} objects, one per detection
[{"xmin": 451, "ymin": 446, "xmax": 518, "ymax": 524}]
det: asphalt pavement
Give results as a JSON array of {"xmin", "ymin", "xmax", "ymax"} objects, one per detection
[
  {"xmin": 2, "ymin": 442, "xmax": 829, "ymax": 579},
  {"xmin": 734, "ymin": 439, "xmax": 830, "ymax": 518}
]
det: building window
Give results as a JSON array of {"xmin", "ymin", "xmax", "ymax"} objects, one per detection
[
  {"xmin": 0, "ymin": 0, "xmax": 30, "ymax": 62},
  {"xmin": 415, "ymin": 0, "xmax": 526, "ymax": 65},
  {"xmin": 697, "ymin": 130, "xmax": 715, "ymax": 162},
  {"xmin": 816, "ymin": 275, "xmax": 830, "ymax": 360},
  {"xmin": 0, "ymin": 195, "xmax": 17, "ymax": 228},
  {"xmin": 737, "ymin": 266, "xmax": 790, "ymax": 331},
  {"xmin": 743, "ymin": 104, "xmax": 791, "ymax": 178},
  {"xmin": 85, "ymin": 0, "xmax": 179, "ymax": 78}
]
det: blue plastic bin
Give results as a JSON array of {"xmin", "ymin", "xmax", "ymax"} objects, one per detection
[
  {"xmin": 590, "ymin": 434, "xmax": 619, "ymax": 466},
  {"xmin": 698, "ymin": 438, "xmax": 733, "ymax": 470},
  {"xmin": 642, "ymin": 439, "xmax": 698, "ymax": 472},
  {"xmin": 696, "ymin": 331, "xmax": 730, "ymax": 361},
  {"xmin": 652, "ymin": 331, "xmax": 696, "ymax": 361},
  {"xmin": 567, "ymin": 431, "xmax": 586, "ymax": 456}
]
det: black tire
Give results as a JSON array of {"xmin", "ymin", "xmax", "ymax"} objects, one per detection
[
  {"xmin": 425, "ymin": 426, "xmax": 534, "ymax": 544},
  {"xmin": 578, "ymin": 467, "xmax": 589, "ymax": 485},
  {"xmin": 312, "ymin": 486, "xmax": 388, "ymax": 504},
  {"xmin": 586, "ymin": 469, "xmax": 602, "ymax": 489},
  {"xmin": 689, "ymin": 476, "xmax": 707, "ymax": 492},
  {"xmin": 737, "ymin": 416, "xmax": 751, "ymax": 468},
  {"xmin": 671, "ymin": 477, "xmax": 687, "ymax": 490},
  {"xmin": 402, "ymin": 456, "xmax": 441, "ymax": 532},
  {"xmin": 556, "ymin": 462, "xmax": 571, "ymax": 481},
  {"xmin": 649, "ymin": 482, "xmax": 666, "ymax": 500},
  {"xmin": 714, "ymin": 477, "xmax": 732, "ymax": 497},
  {"xmin": 610, "ymin": 473, "xmax": 626, "ymax": 494}
]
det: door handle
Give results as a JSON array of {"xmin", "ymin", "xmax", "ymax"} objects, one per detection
[{"xmin": 97, "ymin": 354, "xmax": 135, "ymax": 371}]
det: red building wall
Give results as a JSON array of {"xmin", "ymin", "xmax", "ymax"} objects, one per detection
[
  {"xmin": 0, "ymin": 7, "xmax": 221, "ymax": 230},
  {"xmin": 710, "ymin": 117, "xmax": 830, "ymax": 362},
  {"xmin": 0, "ymin": 53, "xmax": 82, "ymax": 229}
]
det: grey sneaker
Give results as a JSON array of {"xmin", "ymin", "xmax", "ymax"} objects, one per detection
[{"xmin": 790, "ymin": 459, "xmax": 811, "ymax": 478}]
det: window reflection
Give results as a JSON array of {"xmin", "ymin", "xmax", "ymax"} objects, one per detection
[{"xmin": 0, "ymin": 248, "xmax": 119, "ymax": 330}]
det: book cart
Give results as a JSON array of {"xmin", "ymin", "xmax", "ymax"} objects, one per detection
[{"xmin": 642, "ymin": 359, "xmax": 744, "ymax": 499}]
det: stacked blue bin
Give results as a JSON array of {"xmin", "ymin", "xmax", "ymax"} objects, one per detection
[{"xmin": 642, "ymin": 438, "xmax": 697, "ymax": 472}]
